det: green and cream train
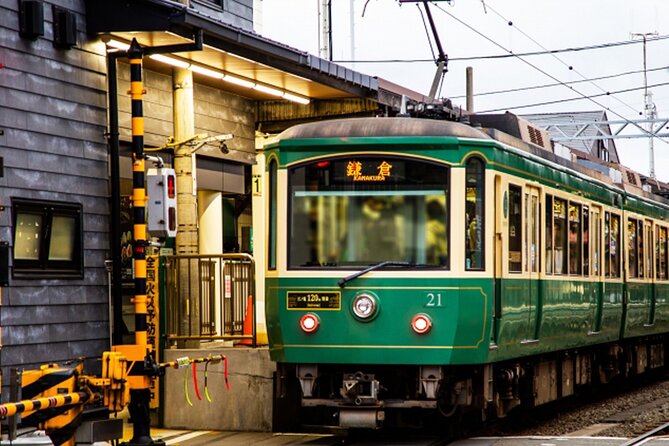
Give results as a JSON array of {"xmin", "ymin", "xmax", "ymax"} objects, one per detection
[{"xmin": 263, "ymin": 116, "xmax": 669, "ymax": 429}]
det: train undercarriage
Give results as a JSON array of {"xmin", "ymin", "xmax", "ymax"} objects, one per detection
[{"xmin": 273, "ymin": 338, "xmax": 668, "ymax": 430}]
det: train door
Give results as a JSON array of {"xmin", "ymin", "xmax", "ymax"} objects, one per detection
[
  {"xmin": 591, "ymin": 206, "xmax": 603, "ymax": 333},
  {"xmin": 524, "ymin": 186, "xmax": 541, "ymax": 341}
]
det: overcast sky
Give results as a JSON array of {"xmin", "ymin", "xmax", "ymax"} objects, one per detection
[{"xmin": 259, "ymin": 0, "xmax": 669, "ymax": 182}]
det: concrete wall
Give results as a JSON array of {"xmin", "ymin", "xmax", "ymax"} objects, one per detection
[
  {"xmin": 0, "ymin": 0, "xmax": 110, "ymax": 389},
  {"xmin": 162, "ymin": 348, "xmax": 275, "ymax": 432}
]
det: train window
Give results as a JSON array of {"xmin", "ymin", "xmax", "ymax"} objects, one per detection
[
  {"xmin": 553, "ymin": 198, "xmax": 568, "ymax": 275},
  {"xmin": 508, "ymin": 184, "xmax": 522, "ymax": 272},
  {"xmin": 628, "ymin": 218, "xmax": 639, "ymax": 278},
  {"xmin": 287, "ymin": 156, "xmax": 450, "ymax": 269},
  {"xmin": 545, "ymin": 195, "xmax": 553, "ymax": 274},
  {"xmin": 568, "ymin": 202, "xmax": 582, "ymax": 275},
  {"xmin": 465, "ymin": 158, "xmax": 484, "ymax": 270},
  {"xmin": 529, "ymin": 193, "xmax": 539, "ymax": 273},
  {"xmin": 658, "ymin": 227, "xmax": 668, "ymax": 280},
  {"xmin": 12, "ymin": 198, "xmax": 83, "ymax": 278},
  {"xmin": 583, "ymin": 206, "xmax": 590, "ymax": 276},
  {"xmin": 592, "ymin": 208, "xmax": 601, "ymax": 277},
  {"xmin": 606, "ymin": 213, "xmax": 621, "ymax": 278},
  {"xmin": 645, "ymin": 222, "xmax": 653, "ymax": 278},
  {"xmin": 268, "ymin": 158, "xmax": 277, "ymax": 270},
  {"xmin": 638, "ymin": 220, "xmax": 645, "ymax": 278}
]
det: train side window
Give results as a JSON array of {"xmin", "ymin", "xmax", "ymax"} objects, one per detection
[
  {"xmin": 545, "ymin": 194, "xmax": 553, "ymax": 274},
  {"xmin": 645, "ymin": 221, "xmax": 653, "ymax": 279},
  {"xmin": 592, "ymin": 208, "xmax": 601, "ymax": 277},
  {"xmin": 568, "ymin": 202, "xmax": 582, "ymax": 275},
  {"xmin": 628, "ymin": 218, "xmax": 639, "ymax": 278},
  {"xmin": 268, "ymin": 158, "xmax": 278, "ymax": 270},
  {"xmin": 553, "ymin": 198, "xmax": 568, "ymax": 275},
  {"xmin": 583, "ymin": 206, "xmax": 590, "ymax": 276},
  {"xmin": 609, "ymin": 213, "xmax": 621, "ymax": 278},
  {"xmin": 658, "ymin": 227, "xmax": 668, "ymax": 280},
  {"xmin": 465, "ymin": 157, "xmax": 484, "ymax": 270},
  {"xmin": 508, "ymin": 184, "xmax": 522, "ymax": 272}
]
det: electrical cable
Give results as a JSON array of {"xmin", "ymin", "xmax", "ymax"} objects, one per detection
[
  {"xmin": 478, "ymin": 80, "xmax": 669, "ymax": 113},
  {"xmin": 204, "ymin": 361, "xmax": 212, "ymax": 402},
  {"xmin": 192, "ymin": 362, "xmax": 202, "ymax": 401},
  {"xmin": 481, "ymin": 2, "xmax": 641, "ymax": 116},
  {"xmin": 450, "ymin": 65, "xmax": 669, "ymax": 99},
  {"xmin": 183, "ymin": 367, "xmax": 193, "ymax": 407},
  {"xmin": 332, "ymin": 34, "xmax": 669, "ymax": 63},
  {"xmin": 431, "ymin": 2, "xmax": 669, "ymax": 146}
]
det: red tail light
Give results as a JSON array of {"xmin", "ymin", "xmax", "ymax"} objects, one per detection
[
  {"xmin": 299, "ymin": 313, "xmax": 320, "ymax": 333},
  {"xmin": 411, "ymin": 314, "xmax": 432, "ymax": 334}
]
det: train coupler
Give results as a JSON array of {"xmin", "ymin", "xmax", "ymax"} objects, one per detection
[{"xmin": 340, "ymin": 372, "xmax": 380, "ymax": 406}]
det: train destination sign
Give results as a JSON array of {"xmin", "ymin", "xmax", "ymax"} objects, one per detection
[
  {"xmin": 287, "ymin": 291, "xmax": 341, "ymax": 310},
  {"xmin": 345, "ymin": 160, "xmax": 393, "ymax": 182}
]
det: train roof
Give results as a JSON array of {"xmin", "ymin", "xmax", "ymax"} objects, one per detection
[{"xmin": 276, "ymin": 117, "xmax": 492, "ymax": 141}]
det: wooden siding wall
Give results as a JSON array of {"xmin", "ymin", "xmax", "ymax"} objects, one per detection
[
  {"xmin": 117, "ymin": 63, "xmax": 256, "ymax": 166},
  {"xmin": 0, "ymin": 0, "xmax": 110, "ymax": 390},
  {"xmin": 190, "ymin": 0, "xmax": 254, "ymax": 31}
]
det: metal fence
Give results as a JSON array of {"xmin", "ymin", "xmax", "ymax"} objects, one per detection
[{"xmin": 164, "ymin": 253, "xmax": 255, "ymax": 347}]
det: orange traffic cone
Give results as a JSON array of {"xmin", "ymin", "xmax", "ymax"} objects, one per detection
[{"xmin": 236, "ymin": 295, "xmax": 254, "ymax": 346}]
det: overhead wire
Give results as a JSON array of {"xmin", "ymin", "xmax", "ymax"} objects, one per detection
[
  {"xmin": 450, "ymin": 65, "xmax": 669, "ymax": 99},
  {"xmin": 331, "ymin": 34, "xmax": 669, "ymax": 63},
  {"xmin": 430, "ymin": 1, "xmax": 669, "ymax": 146},
  {"xmin": 478, "ymin": 80, "xmax": 669, "ymax": 113},
  {"xmin": 481, "ymin": 2, "xmax": 641, "ymax": 116}
]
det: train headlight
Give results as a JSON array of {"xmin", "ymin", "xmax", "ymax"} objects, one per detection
[
  {"xmin": 299, "ymin": 313, "xmax": 320, "ymax": 333},
  {"xmin": 351, "ymin": 293, "xmax": 378, "ymax": 320},
  {"xmin": 411, "ymin": 314, "xmax": 432, "ymax": 334}
]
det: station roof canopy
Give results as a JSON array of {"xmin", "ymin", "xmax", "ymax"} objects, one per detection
[{"xmin": 84, "ymin": 0, "xmax": 426, "ymax": 107}]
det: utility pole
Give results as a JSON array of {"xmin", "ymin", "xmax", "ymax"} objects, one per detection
[
  {"xmin": 173, "ymin": 67, "xmax": 200, "ymax": 347},
  {"xmin": 632, "ymin": 32, "xmax": 658, "ymax": 179},
  {"xmin": 318, "ymin": 0, "xmax": 332, "ymax": 60}
]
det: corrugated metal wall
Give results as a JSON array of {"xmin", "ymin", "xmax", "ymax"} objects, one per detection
[{"xmin": 0, "ymin": 0, "xmax": 110, "ymax": 392}]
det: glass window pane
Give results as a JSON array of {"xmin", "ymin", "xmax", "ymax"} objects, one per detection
[
  {"xmin": 568, "ymin": 202, "xmax": 582, "ymax": 275},
  {"xmin": 48, "ymin": 216, "xmax": 75, "ymax": 260},
  {"xmin": 268, "ymin": 159, "xmax": 277, "ymax": 270},
  {"xmin": 288, "ymin": 156, "xmax": 449, "ymax": 268},
  {"xmin": 610, "ymin": 214, "xmax": 621, "ymax": 277},
  {"xmin": 508, "ymin": 185, "xmax": 522, "ymax": 272},
  {"xmin": 583, "ymin": 207, "xmax": 589, "ymax": 276},
  {"xmin": 553, "ymin": 198, "xmax": 567, "ymax": 274},
  {"xmin": 465, "ymin": 158, "xmax": 484, "ymax": 270},
  {"xmin": 545, "ymin": 195, "xmax": 553, "ymax": 274},
  {"xmin": 15, "ymin": 213, "xmax": 43, "ymax": 260},
  {"xmin": 628, "ymin": 218, "xmax": 638, "ymax": 278}
]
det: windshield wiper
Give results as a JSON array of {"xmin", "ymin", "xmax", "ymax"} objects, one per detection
[{"xmin": 338, "ymin": 261, "xmax": 412, "ymax": 288}]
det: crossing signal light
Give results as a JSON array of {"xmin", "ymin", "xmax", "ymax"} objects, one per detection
[{"xmin": 147, "ymin": 168, "xmax": 178, "ymax": 238}]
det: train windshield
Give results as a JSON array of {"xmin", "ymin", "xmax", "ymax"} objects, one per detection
[{"xmin": 288, "ymin": 156, "xmax": 450, "ymax": 269}]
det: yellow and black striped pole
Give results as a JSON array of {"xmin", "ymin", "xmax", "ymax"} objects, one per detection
[
  {"xmin": 129, "ymin": 39, "xmax": 148, "ymax": 350},
  {"xmin": 120, "ymin": 38, "xmax": 163, "ymax": 446},
  {"xmin": 0, "ymin": 392, "xmax": 91, "ymax": 418}
]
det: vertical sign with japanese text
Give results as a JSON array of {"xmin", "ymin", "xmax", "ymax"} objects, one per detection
[{"xmin": 146, "ymin": 255, "xmax": 160, "ymax": 409}]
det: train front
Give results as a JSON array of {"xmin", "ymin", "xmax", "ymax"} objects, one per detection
[{"xmin": 263, "ymin": 119, "xmax": 494, "ymax": 428}]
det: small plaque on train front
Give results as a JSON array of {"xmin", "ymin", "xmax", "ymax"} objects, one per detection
[{"xmin": 287, "ymin": 291, "xmax": 341, "ymax": 310}]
